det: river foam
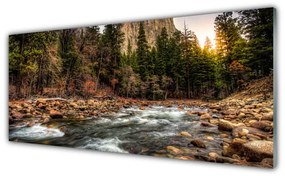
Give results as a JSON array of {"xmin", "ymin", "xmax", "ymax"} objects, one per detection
[
  {"xmin": 79, "ymin": 137, "xmax": 128, "ymax": 153},
  {"xmin": 9, "ymin": 124, "xmax": 64, "ymax": 140}
]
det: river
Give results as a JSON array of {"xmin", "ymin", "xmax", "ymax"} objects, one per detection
[{"xmin": 9, "ymin": 105, "xmax": 230, "ymax": 162}]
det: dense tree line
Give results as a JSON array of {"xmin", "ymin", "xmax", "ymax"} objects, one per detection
[{"xmin": 9, "ymin": 8, "xmax": 273, "ymax": 100}]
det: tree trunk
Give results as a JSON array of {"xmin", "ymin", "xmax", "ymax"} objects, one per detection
[
  {"xmin": 164, "ymin": 91, "xmax": 168, "ymax": 100},
  {"xmin": 186, "ymin": 64, "xmax": 190, "ymax": 99},
  {"xmin": 95, "ymin": 52, "xmax": 102, "ymax": 93}
]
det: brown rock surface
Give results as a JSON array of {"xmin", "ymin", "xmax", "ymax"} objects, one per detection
[{"xmin": 243, "ymin": 140, "xmax": 273, "ymax": 162}]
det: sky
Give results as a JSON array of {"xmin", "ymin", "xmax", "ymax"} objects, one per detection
[
  {"xmin": 99, "ymin": 13, "xmax": 219, "ymax": 48},
  {"xmin": 174, "ymin": 13, "xmax": 220, "ymax": 49},
  {"xmin": 99, "ymin": 12, "xmax": 238, "ymax": 49}
]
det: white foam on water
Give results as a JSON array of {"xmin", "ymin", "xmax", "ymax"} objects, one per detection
[
  {"xmin": 96, "ymin": 118, "xmax": 112, "ymax": 124},
  {"xmin": 150, "ymin": 131, "xmax": 176, "ymax": 138},
  {"xmin": 113, "ymin": 118, "xmax": 130, "ymax": 124},
  {"xmin": 79, "ymin": 137, "xmax": 128, "ymax": 153},
  {"xmin": 116, "ymin": 106, "xmax": 192, "ymax": 127},
  {"xmin": 139, "ymin": 108, "xmax": 186, "ymax": 119},
  {"xmin": 128, "ymin": 116, "xmax": 149, "ymax": 124},
  {"xmin": 115, "ymin": 112, "xmax": 130, "ymax": 117},
  {"xmin": 157, "ymin": 119, "xmax": 172, "ymax": 125},
  {"xmin": 10, "ymin": 124, "xmax": 64, "ymax": 140}
]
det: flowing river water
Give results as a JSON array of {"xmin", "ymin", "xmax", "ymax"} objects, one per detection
[{"xmin": 9, "ymin": 105, "xmax": 231, "ymax": 162}]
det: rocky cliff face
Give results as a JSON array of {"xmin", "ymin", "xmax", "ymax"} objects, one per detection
[{"xmin": 120, "ymin": 18, "xmax": 177, "ymax": 53}]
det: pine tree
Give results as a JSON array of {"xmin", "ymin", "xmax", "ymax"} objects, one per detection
[
  {"xmin": 203, "ymin": 36, "xmax": 213, "ymax": 55},
  {"xmin": 155, "ymin": 27, "xmax": 169, "ymax": 76},
  {"xmin": 215, "ymin": 12, "xmax": 240, "ymax": 60},
  {"xmin": 238, "ymin": 8, "xmax": 274, "ymax": 76},
  {"xmin": 180, "ymin": 24, "xmax": 193, "ymax": 98},
  {"xmin": 59, "ymin": 29, "xmax": 81, "ymax": 95},
  {"xmin": 9, "ymin": 31, "xmax": 58, "ymax": 96},
  {"xmin": 136, "ymin": 22, "xmax": 150, "ymax": 79},
  {"xmin": 214, "ymin": 12, "xmax": 241, "ymax": 95},
  {"xmin": 168, "ymin": 31, "xmax": 183, "ymax": 96},
  {"xmin": 101, "ymin": 24, "xmax": 124, "ymax": 91}
]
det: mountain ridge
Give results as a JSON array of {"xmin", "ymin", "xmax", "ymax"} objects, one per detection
[{"xmin": 120, "ymin": 18, "xmax": 177, "ymax": 52}]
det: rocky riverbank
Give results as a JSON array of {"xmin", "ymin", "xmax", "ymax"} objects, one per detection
[
  {"xmin": 9, "ymin": 76, "xmax": 274, "ymax": 168},
  {"xmin": 9, "ymin": 97, "xmax": 205, "ymax": 126}
]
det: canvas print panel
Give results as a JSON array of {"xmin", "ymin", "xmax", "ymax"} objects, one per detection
[{"xmin": 9, "ymin": 7, "xmax": 274, "ymax": 168}]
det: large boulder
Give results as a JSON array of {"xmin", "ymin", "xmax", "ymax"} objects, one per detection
[{"xmin": 243, "ymin": 140, "xmax": 273, "ymax": 162}]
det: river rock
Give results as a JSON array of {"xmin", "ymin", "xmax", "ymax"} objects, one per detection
[
  {"xmin": 11, "ymin": 112, "xmax": 25, "ymax": 119},
  {"xmin": 37, "ymin": 103, "xmax": 46, "ymax": 109},
  {"xmin": 42, "ymin": 117, "xmax": 50, "ymax": 123},
  {"xmin": 205, "ymin": 136, "xmax": 214, "ymax": 141},
  {"xmin": 177, "ymin": 106, "xmax": 184, "ymax": 111},
  {"xmin": 27, "ymin": 121, "xmax": 36, "ymax": 127},
  {"xmin": 179, "ymin": 131, "xmax": 192, "ymax": 137},
  {"xmin": 200, "ymin": 121, "xmax": 215, "ymax": 127},
  {"xmin": 262, "ymin": 112, "xmax": 273, "ymax": 121},
  {"xmin": 200, "ymin": 113, "xmax": 211, "ymax": 120},
  {"xmin": 243, "ymin": 140, "xmax": 273, "ymax": 162},
  {"xmin": 191, "ymin": 139, "xmax": 206, "ymax": 148},
  {"xmin": 70, "ymin": 102, "xmax": 78, "ymax": 108},
  {"xmin": 22, "ymin": 103, "xmax": 30, "ymax": 108},
  {"xmin": 196, "ymin": 153, "xmax": 238, "ymax": 163},
  {"xmin": 250, "ymin": 121, "xmax": 273, "ymax": 132},
  {"xmin": 175, "ymin": 156, "xmax": 194, "ymax": 160},
  {"xmin": 246, "ymin": 134, "xmax": 262, "ymax": 140},
  {"xmin": 222, "ymin": 109, "xmax": 237, "ymax": 115},
  {"xmin": 232, "ymin": 154, "xmax": 241, "ymax": 160},
  {"xmin": 166, "ymin": 146, "xmax": 183, "ymax": 155},
  {"xmin": 223, "ymin": 138, "xmax": 247, "ymax": 157},
  {"xmin": 37, "ymin": 98, "xmax": 46, "ymax": 104},
  {"xmin": 260, "ymin": 158, "xmax": 274, "ymax": 168},
  {"xmin": 238, "ymin": 112, "xmax": 246, "ymax": 118},
  {"xmin": 232, "ymin": 127, "xmax": 268, "ymax": 139},
  {"xmin": 252, "ymin": 113, "xmax": 262, "ymax": 120},
  {"xmin": 49, "ymin": 109, "xmax": 63, "ymax": 119},
  {"xmin": 208, "ymin": 152, "xmax": 219, "ymax": 159},
  {"xmin": 224, "ymin": 115, "xmax": 238, "ymax": 120},
  {"xmin": 198, "ymin": 111, "xmax": 207, "ymax": 116},
  {"xmin": 261, "ymin": 107, "xmax": 273, "ymax": 113},
  {"xmin": 218, "ymin": 119, "xmax": 234, "ymax": 131},
  {"xmin": 208, "ymin": 105, "xmax": 222, "ymax": 110},
  {"xmin": 186, "ymin": 110, "xmax": 199, "ymax": 116},
  {"xmin": 66, "ymin": 110, "xmax": 77, "ymax": 117},
  {"xmin": 238, "ymin": 128, "xmax": 249, "ymax": 137},
  {"xmin": 78, "ymin": 106, "xmax": 87, "ymax": 111},
  {"xmin": 220, "ymin": 133, "xmax": 229, "ymax": 138},
  {"xmin": 209, "ymin": 119, "xmax": 219, "ymax": 125}
]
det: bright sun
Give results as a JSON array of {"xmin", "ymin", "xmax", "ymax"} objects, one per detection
[{"xmin": 173, "ymin": 13, "xmax": 219, "ymax": 50}]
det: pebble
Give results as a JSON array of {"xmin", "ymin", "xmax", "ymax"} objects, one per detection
[
  {"xmin": 179, "ymin": 131, "xmax": 192, "ymax": 137},
  {"xmin": 191, "ymin": 139, "xmax": 206, "ymax": 148}
]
